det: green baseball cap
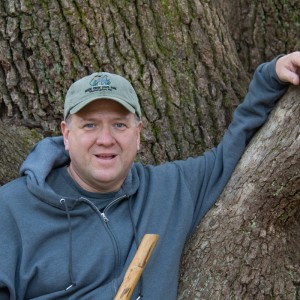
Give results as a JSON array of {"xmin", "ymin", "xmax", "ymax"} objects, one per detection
[{"xmin": 64, "ymin": 72, "xmax": 141, "ymax": 120}]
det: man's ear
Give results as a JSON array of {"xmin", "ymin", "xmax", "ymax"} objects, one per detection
[{"xmin": 61, "ymin": 121, "xmax": 70, "ymax": 151}]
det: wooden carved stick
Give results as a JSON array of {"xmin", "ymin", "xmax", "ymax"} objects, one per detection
[{"xmin": 114, "ymin": 234, "xmax": 159, "ymax": 300}]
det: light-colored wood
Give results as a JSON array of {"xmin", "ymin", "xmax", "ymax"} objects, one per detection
[{"xmin": 114, "ymin": 234, "xmax": 159, "ymax": 300}]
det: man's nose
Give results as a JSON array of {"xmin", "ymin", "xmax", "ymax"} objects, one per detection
[{"xmin": 95, "ymin": 127, "xmax": 115, "ymax": 145}]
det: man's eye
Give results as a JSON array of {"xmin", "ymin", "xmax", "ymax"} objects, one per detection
[
  {"xmin": 84, "ymin": 123, "xmax": 95, "ymax": 129},
  {"xmin": 115, "ymin": 123, "xmax": 126, "ymax": 129}
]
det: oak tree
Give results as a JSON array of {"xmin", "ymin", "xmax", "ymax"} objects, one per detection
[{"xmin": 0, "ymin": 1, "xmax": 299, "ymax": 298}]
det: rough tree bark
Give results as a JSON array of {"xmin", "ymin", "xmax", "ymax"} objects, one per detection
[
  {"xmin": 0, "ymin": 0, "xmax": 250, "ymax": 169},
  {"xmin": 218, "ymin": 0, "xmax": 300, "ymax": 73},
  {"xmin": 0, "ymin": 1, "xmax": 299, "ymax": 299},
  {"xmin": 178, "ymin": 87, "xmax": 300, "ymax": 299},
  {"xmin": 0, "ymin": 123, "xmax": 42, "ymax": 185}
]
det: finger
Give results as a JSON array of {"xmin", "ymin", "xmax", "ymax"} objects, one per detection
[
  {"xmin": 290, "ymin": 51, "xmax": 300, "ymax": 67},
  {"xmin": 289, "ymin": 72, "xmax": 300, "ymax": 85}
]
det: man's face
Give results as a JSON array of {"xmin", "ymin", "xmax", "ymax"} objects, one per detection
[{"xmin": 61, "ymin": 99, "xmax": 142, "ymax": 193}]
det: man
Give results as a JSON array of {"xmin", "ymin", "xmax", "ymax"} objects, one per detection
[{"xmin": 0, "ymin": 52, "xmax": 299, "ymax": 299}]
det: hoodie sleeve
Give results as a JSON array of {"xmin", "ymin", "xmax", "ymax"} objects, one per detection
[{"xmin": 175, "ymin": 56, "xmax": 289, "ymax": 233}]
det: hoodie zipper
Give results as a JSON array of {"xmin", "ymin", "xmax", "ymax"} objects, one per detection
[
  {"xmin": 80, "ymin": 195, "xmax": 127, "ymax": 292},
  {"xmin": 80, "ymin": 195, "xmax": 127, "ymax": 221},
  {"xmin": 100, "ymin": 195, "xmax": 127, "ymax": 222},
  {"xmin": 100, "ymin": 212, "xmax": 109, "ymax": 222},
  {"xmin": 100, "ymin": 195, "xmax": 127, "ymax": 292}
]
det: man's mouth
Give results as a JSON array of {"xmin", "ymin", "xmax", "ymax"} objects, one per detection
[{"xmin": 95, "ymin": 154, "xmax": 117, "ymax": 160}]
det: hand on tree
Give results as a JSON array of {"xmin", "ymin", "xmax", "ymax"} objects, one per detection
[{"xmin": 276, "ymin": 51, "xmax": 300, "ymax": 85}]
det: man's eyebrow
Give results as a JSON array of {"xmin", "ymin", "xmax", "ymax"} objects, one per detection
[
  {"xmin": 113, "ymin": 115, "xmax": 131, "ymax": 121},
  {"xmin": 78, "ymin": 117, "xmax": 98, "ymax": 122}
]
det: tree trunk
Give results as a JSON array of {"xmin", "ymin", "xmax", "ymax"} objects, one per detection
[
  {"xmin": 0, "ymin": 1, "xmax": 299, "ymax": 298},
  {"xmin": 1, "ymin": 0, "xmax": 299, "ymax": 172},
  {"xmin": 0, "ymin": 0, "xmax": 250, "ymax": 167},
  {"xmin": 0, "ymin": 122, "xmax": 42, "ymax": 185},
  {"xmin": 218, "ymin": 0, "xmax": 300, "ymax": 74},
  {"xmin": 178, "ymin": 87, "xmax": 300, "ymax": 299}
]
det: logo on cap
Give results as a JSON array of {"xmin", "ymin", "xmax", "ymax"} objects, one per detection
[
  {"xmin": 90, "ymin": 74, "xmax": 111, "ymax": 87},
  {"xmin": 85, "ymin": 74, "xmax": 116, "ymax": 94}
]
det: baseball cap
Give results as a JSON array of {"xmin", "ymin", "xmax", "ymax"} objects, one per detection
[{"xmin": 64, "ymin": 72, "xmax": 141, "ymax": 119}]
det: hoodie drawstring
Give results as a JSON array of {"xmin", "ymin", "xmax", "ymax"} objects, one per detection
[
  {"xmin": 59, "ymin": 196, "xmax": 142, "ymax": 298},
  {"xmin": 128, "ymin": 197, "xmax": 143, "ymax": 299},
  {"xmin": 60, "ymin": 198, "xmax": 77, "ymax": 290}
]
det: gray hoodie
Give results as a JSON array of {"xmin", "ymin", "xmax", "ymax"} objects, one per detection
[{"xmin": 0, "ymin": 58, "xmax": 288, "ymax": 300}]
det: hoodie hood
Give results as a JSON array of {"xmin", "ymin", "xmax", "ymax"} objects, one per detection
[{"xmin": 19, "ymin": 136, "xmax": 140, "ymax": 208}]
